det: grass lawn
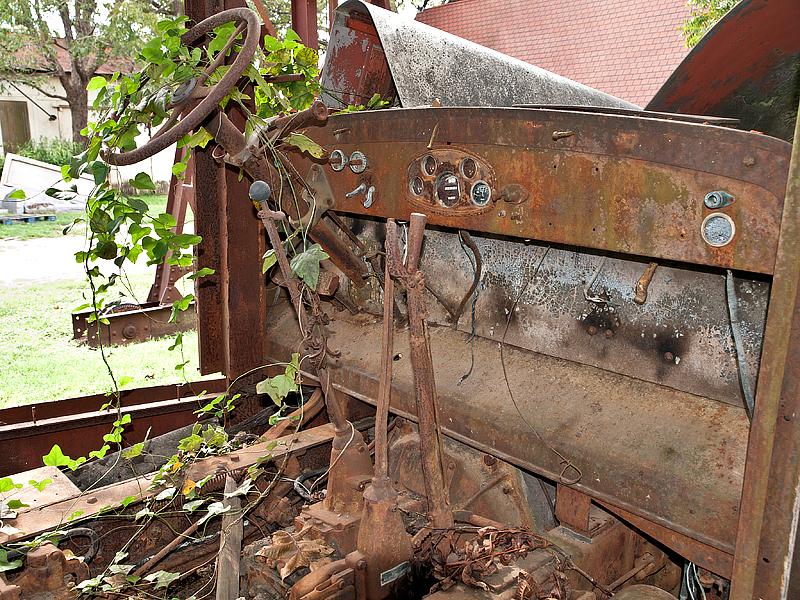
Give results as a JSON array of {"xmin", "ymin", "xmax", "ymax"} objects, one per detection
[
  {"xmin": 0, "ymin": 194, "xmax": 170, "ymax": 241},
  {"xmin": 0, "ymin": 194, "xmax": 212, "ymax": 408}
]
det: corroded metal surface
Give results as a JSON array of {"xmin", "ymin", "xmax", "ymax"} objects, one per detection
[
  {"xmin": 647, "ymin": 0, "xmax": 800, "ymax": 142},
  {"xmin": 264, "ymin": 307, "xmax": 748, "ymax": 559},
  {"xmin": 290, "ymin": 108, "xmax": 790, "ymax": 274},
  {"xmin": 323, "ymin": 1, "xmax": 640, "ymax": 110}
]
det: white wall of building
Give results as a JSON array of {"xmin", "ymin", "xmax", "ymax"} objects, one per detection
[{"xmin": 1, "ymin": 78, "xmax": 175, "ymax": 188}]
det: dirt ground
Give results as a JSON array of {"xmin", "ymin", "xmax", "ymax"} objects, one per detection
[{"xmin": 0, "ymin": 235, "xmax": 155, "ymax": 284}]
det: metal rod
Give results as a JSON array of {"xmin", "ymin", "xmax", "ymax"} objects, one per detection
[{"xmin": 375, "ymin": 225, "xmax": 396, "ymax": 479}]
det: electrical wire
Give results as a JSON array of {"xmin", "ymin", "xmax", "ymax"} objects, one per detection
[
  {"xmin": 457, "ymin": 231, "xmax": 480, "ymax": 385},
  {"xmin": 726, "ymin": 270, "xmax": 755, "ymax": 418}
]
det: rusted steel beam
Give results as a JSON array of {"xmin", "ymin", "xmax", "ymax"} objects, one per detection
[
  {"xmin": 730, "ymin": 99, "xmax": 800, "ymax": 599},
  {"xmin": 288, "ymin": 108, "xmax": 791, "ymax": 275},
  {"xmin": 556, "ymin": 484, "xmax": 592, "ymax": 535}
]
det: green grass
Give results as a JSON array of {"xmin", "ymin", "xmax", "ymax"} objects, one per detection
[
  {"xmin": 0, "ymin": 194, "xmax": 170, "ymax": 241},
  {"xmin": 0, "ymin": 193, "xmax": 210, "ymax": 408},
  {"xmin": 0, "ymin": 274, "xmax": 208, "ymax": 408}
]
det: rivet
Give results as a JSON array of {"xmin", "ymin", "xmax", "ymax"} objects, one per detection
[
  {"xmin": 588, "ymin": 325, "xmax": 597, "ymax": 336},
  {"xmin": 87, "ymin": 497, "xmax": 98, "ymax": 504},
  {"xmin": 604, "ymin": 329, "xmax": 614, "ymax": 339},
  {"xmin": 664, "ymin": 352, "xmax": 674, "ymax": 362}
]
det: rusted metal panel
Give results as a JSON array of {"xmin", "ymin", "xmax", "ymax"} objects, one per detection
[
  {"xmin": 647, "ymin": 0, "xmax": 800, "ymax": 142},
  {"xmin": 264, "ymin": 307, "xmax": 748, "ymax": 563},
  {"xmin": 0, "ymin": 379, "xmax": 226, "ymax": 477},
  {"xmin": 556, "ymin": 484, "xmax": 592, "ymax": 535},
  {"xmin": 290, "ymin": 108, "xmax": 790, "ymax": 274}
]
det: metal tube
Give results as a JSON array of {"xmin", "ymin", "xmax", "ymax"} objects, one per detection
[{"xmin": 375, "ymin": 224, "xmax": 396, "ymax": 479}]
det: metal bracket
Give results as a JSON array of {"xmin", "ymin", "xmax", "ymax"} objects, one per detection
[{"xmin": 289, "ymin": 164, "xmax": 337, "ymax": 231}]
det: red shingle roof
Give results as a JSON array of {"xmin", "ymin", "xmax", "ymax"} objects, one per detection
[{"xmin": 415, "ymin": 0, "xmax": 692, "ymax": 107}]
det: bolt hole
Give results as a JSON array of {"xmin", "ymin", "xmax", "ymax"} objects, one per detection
[
  {"xmin": 763, "ymin": 557, "xmax": 770, "ymax": 564},
  {"xmin": 393, "ymin": 353, "xmax": 402, "ymax": 361},
  {"xmin": 594, "ymin": 167, "xmax": 599, "ymax": 172},
  {"xmin": 446, "ymin": 141, "xmax": 451, "ymax": 145},
  {"xmin": 548, "ymin": 222, "xmax": 552, "ymax": 227},
  {"xmin": 592, "ymin": 228, "xmax": 596, "ymax": 232}
]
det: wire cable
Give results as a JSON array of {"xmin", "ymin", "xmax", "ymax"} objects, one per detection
[{"xmin": 726, "ymin": 270, "xmax": 755, "ymax": 418}]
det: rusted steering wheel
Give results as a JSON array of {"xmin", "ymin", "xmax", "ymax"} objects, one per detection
[{"xmin": 108, "ymin": 8, "xmax": 261, "ymax": 166}]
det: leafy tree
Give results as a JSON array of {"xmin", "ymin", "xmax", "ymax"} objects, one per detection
[
  {"xmin": 0, "ymin": 0, "xmax": 168, "ymax": 146},
  {"xmin": 680, "ymin": 0, "xmax": 741, "ymax": 47}
]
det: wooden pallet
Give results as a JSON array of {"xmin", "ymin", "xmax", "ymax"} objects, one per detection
[{"xmin": 0, "ymin": 214, "xmax": 56, "ymax": 225}]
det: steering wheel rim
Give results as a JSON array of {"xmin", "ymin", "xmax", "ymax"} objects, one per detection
[{"xmin": 108, "ymin": 8, "xmax": 261, "ymax": 166}]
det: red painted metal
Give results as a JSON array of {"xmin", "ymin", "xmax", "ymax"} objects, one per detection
[
  {"xmin": 647, "ymin": 0, "xmax": 800, "ymax": 142},
  {"xmin": 0, "ymin": 379, "xmax": 226, "ymax": 476}
]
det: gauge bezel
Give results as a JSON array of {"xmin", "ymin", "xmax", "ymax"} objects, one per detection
[{"xmin": 470, "ymin": 180, "xmax": 492, "ymax": 207}]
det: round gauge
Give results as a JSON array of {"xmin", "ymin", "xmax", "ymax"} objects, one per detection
[
  {"xmin": 461, "ymin": 158, "xmax": 477, "ymax": 179},
  {"xmin": 409, "ymin": 176, "xmax": 424, "ymax": 196},
  {"xmin": 701, "ymin": 213, "xmax": 735, "ymax": 247},
  {"xmin": 435, "ymin": 172, "xmax": 461, "ymax": 207},
  {"xmin": 329, "ymin": 149, "xmax": 347, "ymax": 172},
  {"xmin": 349, "ymin": 151, "xmax": 368, "ymax": 173},
  {"xmin": 422, "ymin": 155, "xmax": 437, "ymax": 176},
  {"xmin": 470, "ymin": 180, "xmax": 492, "ymax": 207}
]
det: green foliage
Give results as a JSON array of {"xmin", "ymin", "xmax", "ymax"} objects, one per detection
[
  {"xmin": 680, "ymin": 0, "xmax": 741, "ymax": 47},
  {"xmin": 12, "ymin": 138, "xmax": 83, "ymax": 167},
  {"xmin": 256, "ymin": 353, "xmax": 300, "ymax": 407},
  {"xmin": 254, "ymin": 32, "xmax": 321, "ymax": 117},
  {"xmin": 290, "ymin": 244, "xmax": 329, "ymax": 289}
]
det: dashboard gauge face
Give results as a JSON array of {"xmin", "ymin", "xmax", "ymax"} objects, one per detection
[
  {"xmin": 329, "ymin": 149, "xmax": 347, "ymax": 172},
  {"xmin": 436, "ymin": 172, "xmax": 461, "ymax": 207},
  {"xmin": 409, "ymin": 176, "xmax": 424, "ymax": 196},
  {"xmin": 349, "ymin": 151, "xmax": 368, "ymax": 173},
  {"xmin": 470, "ymin": 180, "xmax": 492, "ymax": 207},
  {"xmin": 422, "ymin": 155, "xmax": 438, "ymax": 176},
  {"xmin": 461, "ymin": 158, "xmax": 477, "ymax": 179},
  {"xmin": 702, "ymin": 213, "xmax": 735, "ymax": 247}
]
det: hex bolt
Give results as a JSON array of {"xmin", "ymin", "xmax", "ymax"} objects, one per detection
[
  {"xmin": 604, "ymin": 329, "xmax": 614, "ymax": 339},
  {"xmin": 664, "ymin": 352, "xmax": 674, "ymax": 362},
  {"xmin": 588, "ymin": 325, "xmax": 597, "ymax": 335}
]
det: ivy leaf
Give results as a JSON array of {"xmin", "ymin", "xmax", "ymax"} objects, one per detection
[
  {"xmin": 122, "ymin": 442, "xmax": 144, "ymax": 459},
  {"xmin": 182, "ymin": 498, "xmax": 205, "ymax": 513},
  {"xmin": 290, "ymin": 244, "xmax": 329, "ymax": 289},
  {"xmin": 87, "ymin": 76, "xmax": 108, "ymax": 91},
  {"xmin": 0, "ymin": 550, "xmax": 22, "ymax": 573},
  {"xmin": 90, "ymin": 161, "xmax": 111, "ymax": 185},
  {"xmin": 144, "ymin": 570, "xmax": 180, "ymax": 589},
  {"xmin": 187, "ymin": 267, "xmax": 215, "ymax": 280},
  {"xmin": 42, "ymin": 445, "xmax": 75, "ymax": 469},
  {"xmin": 155, "ymin": 487, "xmax": 176, "ymax": 502},
  {"xmin": 129, "ymin": 172, "xmax": 156, "ymax": 191},
  {"xmin": 28, "ymin": 479, "xmax": 51, "ymax": 493},
  {"xmin": 257, "ymin": 374, "xmax": 295, "ymax": 407},
  {"xmin": 262, "ymin": 249, "xmax": 277, "ymax": 274},
  {"xmin": 283, "ymin": 133, "xmax": 325, "ymax": 159},
  {"xmin": 8, "ymin": 189, "xmax": 25, "ymax": 200},
  {"xmin": 186, "ymin": 128, "xmax": 213, "ymax": 149},
  {"xmin": 198, "ymin": 501, "xmax": 230, "ymax": 525},
  {"xmin": 0, "ymin": 478, "xmax": 21, "ymax": 493}
]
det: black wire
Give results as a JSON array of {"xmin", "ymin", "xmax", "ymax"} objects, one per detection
[
  {"xmin": 457, "ymin": 232, "xmax": 479, "ymax": 385},
  {"xmin": 6, "ymin": 527, "xmax": 100, "ymax": 564}
]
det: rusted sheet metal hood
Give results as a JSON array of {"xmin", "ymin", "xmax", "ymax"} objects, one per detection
[
  {"xmin": 323, "ymin": 0, "xmax": 640, "ymax": 110},
  {"xmin": 647, "ymin": 0, "xmax": 800, "ymax": 142}
]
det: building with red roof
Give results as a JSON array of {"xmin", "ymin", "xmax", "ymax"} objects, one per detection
[{"xmin": 414, "ymin": 0, "xmax": 693, "ymax": 107}]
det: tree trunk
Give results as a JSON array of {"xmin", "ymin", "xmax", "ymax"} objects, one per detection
[{"xmin": 68, "ymin": 82, "xmax": 90, "ymax": 149}]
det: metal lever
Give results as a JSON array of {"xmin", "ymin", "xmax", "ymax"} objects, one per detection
[{"xmin": 346, "ymin": 183, "xmax": 367, "ymax": 198}]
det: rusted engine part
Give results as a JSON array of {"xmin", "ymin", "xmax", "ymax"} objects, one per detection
[
  {"xmin": 71, "ymin": 299, "xmax": 197, "ymax": 348},
  {"xmin": 408, "ymin": 227, "xmax": 768, "ymax": 410},
  {"xmin": 385, "ymin": 215, "xmax": 454, "ymax": 544},
  {"xmin": 548, "ymin": 486, "xmax": 681, "ymax": 595},
  {"xmin": 0, "ymin": 378, "xmax": 227, "ymax": 477},
  {"xmin": 0, "ymin": 543, "xmax": 90, "ymax": 600},
  {"xmin": 387, "ymin": 419, "xmax": 555, "ymax": 535}
]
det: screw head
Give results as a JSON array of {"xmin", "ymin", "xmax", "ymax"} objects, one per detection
[
  {"xmin": 588, "ymin": 325, "xmax": 597, "ymax": 335},
  {"xmin": 604, "ymin": 329, "xmax": 614, "ymax": 339},
  {"xmin": 664, "ymin": 352, "xmax": 674, "ymax": 362}
]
